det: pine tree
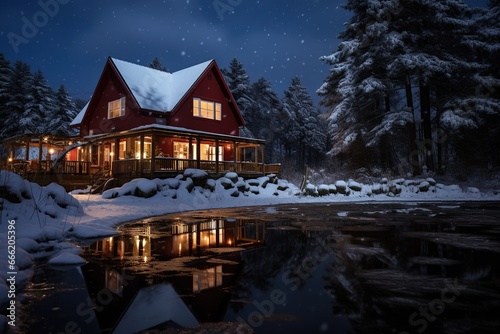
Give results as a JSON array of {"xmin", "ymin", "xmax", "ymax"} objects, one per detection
[
  {"xmin": 47, "ymin": 85, "xmax": 79, "ymax": 136},
  {"xmin": 248, "ymin": 77, "xmax": 284, "ymax": 162},
  {"xmin": 222, "ymin": 58, "xmax": 254, "ymax": 115},
  {"xmin": 319, "ymin": 0, "xmax": 495, "ymax": 173},
  {"xmin": 1, "ymin": 61, "xmax": 33, "ymax": 139},
  {"xmin": 24, "ymin": 70, "xmax": 57, "ymax": 134},
  {"xmin": 0, "ymin": 53, "xmax": 12, "ymax": 136},
  {"xmin": 449, "ymin": 0, "xmax": 500, "ymax": 167},
  {"xmin": 283, "ymin": 77, "xmax": 325, "ymax": 166},
  {"xmin": 149, "ymin": 57, "xmax": 169, "ymax": 72},
  {"xmin": 318, "ymin": 0, "xmax": 405, "ymax": 170}
]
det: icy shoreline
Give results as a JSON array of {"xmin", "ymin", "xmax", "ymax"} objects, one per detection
[{"xmin": 1, "ymin": 169, "xmax": 499, "ymax": 329}]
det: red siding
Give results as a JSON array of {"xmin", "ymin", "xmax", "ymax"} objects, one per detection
[
  {"xmin": 167, "ymin": 67, "xmax": 241, "ymax": 136},
  {"xmin": 80, "ymin": 59, "xmax": 243, "ymax": 137},
  {"xmin": 85, "ymin": 67, "xmax": 159, "ymax": 136}
]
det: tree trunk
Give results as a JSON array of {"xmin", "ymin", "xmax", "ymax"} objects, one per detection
[
  {"xmin": 380, "ymin": 94, "xmax": 393, "ymax": 170},
  {"xmin": 435, "ymin": 90, "xmax": 444, "ymax": 174},
  {"xmin": 419, "ymin": 81, "xmax": 434, "ymax": 171},
  {"xmin": 405, "ymin": 75, "xmax": 420, "ymax": 175}
]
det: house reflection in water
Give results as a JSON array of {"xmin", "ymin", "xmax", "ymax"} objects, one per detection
[
  {"xmin": 89, "ymin": 218, "xmax": 265, "ymax": 262},
  {"xmin": 81, "ymin": 218, "xmax": 266, "ymax": 330}
]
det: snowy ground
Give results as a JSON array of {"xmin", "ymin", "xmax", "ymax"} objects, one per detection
[{"xmin": 1, "ymin": 169, "xmax": 499, "ymax": 328}]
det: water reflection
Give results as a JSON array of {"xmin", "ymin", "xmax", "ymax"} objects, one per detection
[
  {"xmin": 79, "ymin": 218, "xmax": 267, "ymax": 332},
  {"xmin": 18, "ymin": 202, "xmax": 500, "ymax": 334},
  {"xmin": 89, "ymin": 218, "xmax": 265, "ymax": 262}
]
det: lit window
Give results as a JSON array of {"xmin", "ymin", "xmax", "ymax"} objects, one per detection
[
  {"xmin": 108, "ymin": 97, "xmax": 126, "ymax": 119},
  {"xmin": 193, "ymin": 98, "xmax": 221, "ymax": 121}
]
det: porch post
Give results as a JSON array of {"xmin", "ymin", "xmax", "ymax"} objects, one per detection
[
  {"xmin": 140, "ymin": 134, "xmax": 145, "ymax": 176},
  {"xmin": 215, "ymin": 138, "xmax": 219, "ymax": 174},
  {"xmin": 188, "ymin": 136, "xmax": 193, "ymax": 167},
  {"xmin": 113, "ymin": 138, "xmax": 119, "ymax": 174},
  {"xmin": 196, "ymin": 136, "xmax": 201, "ymax": 169},
  {"xmin": 233, "ymin": 142, "xmax": 238, "ymax": 173},
  {"xmin": 261, "ymin": 144, "xmax": 265, "ymax": 174},
  {"xmin": 25, "ymin": 137, "xmax": 30, "ymax": 161},
  {"xmin": 150, "ymin": 131, "xmax": 156, "ymax": 179},
  {"xmin": 100, "ymin": 142, "xmax": 104, "ymax": 169},
  {"xmin": 38, "ymin": 136, "xmax": 43, "ymax": 171}
]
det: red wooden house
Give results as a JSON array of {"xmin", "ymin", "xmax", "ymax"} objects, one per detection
[{"xmin": 66, "ymin": 57, "xmax": 279, "ymax": 184}]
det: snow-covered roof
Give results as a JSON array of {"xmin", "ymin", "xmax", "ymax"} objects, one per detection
[
  {"xmin": 111, "ymin": 57, "xmax": 213, "ymax": 112},
  {"xmin": 70, "ymin": 58, "xmax": 214, "ymax": 126},
  {"xmin": 70, "ymin": 100, "xmax": 89, "ymax": 126}
]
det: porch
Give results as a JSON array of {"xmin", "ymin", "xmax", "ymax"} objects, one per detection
[
  {"xmin": 2, "ymin": 126, "xmax": 281, "ymax": 189},
  {"xmin": 95, "ymin": 125, "xmax": 281, "ymax": 182}
]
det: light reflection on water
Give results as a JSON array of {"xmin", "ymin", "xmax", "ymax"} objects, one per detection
[{"xmin": 17, "ymin": 202, "xmax": 500, "ymax": 334}]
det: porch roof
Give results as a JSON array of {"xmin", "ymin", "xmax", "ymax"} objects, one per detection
[
  {"xmin": 83, "ymin": 123, "xmax": 266, "ymax": 145},
  {"xmin": 2, "ymin": 133, "xmax": 78, "ymax": 145}
]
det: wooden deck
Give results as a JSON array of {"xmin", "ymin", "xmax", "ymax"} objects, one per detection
[{"xmin": 5, "ymin": 158, "xmax": 281, "ymax": 191}]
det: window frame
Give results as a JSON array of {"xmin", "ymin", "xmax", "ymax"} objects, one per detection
[
  {"xmin": 193, "ymin": 98, "xmax": 222, "ymax": 121},
  {"xmin": 108, "ymin": 97, "xmax": 126, "ymax": 119}
]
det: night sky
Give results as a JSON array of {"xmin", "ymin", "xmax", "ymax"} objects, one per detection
[{"xmin": 0, "ymin": 0, "xmax": 488, "ymax": 106}]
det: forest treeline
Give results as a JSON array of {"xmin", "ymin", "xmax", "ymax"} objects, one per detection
[
  {"xmin": 0, "ymin": 53, "xmax": 79, "ymax": 141},
  {"xmin": 317, "ymin": 0, "xmax": 500, "ymax": 176}
]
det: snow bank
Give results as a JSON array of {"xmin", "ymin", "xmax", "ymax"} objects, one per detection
[
  {"xmin": 0, "ymin": 170, "xmax": 85, "ymax": 308},
  {"xmin": 101, "ymin": 170, "xmax": 300, "ymax": 201},
  {"xmin": 74, "ymin": 172, "xmax": 500, "ymax": 248}
]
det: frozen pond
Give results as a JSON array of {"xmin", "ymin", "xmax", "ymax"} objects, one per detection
[{"xmin": 19, "ymin": 201, "xmax": 500, "ymax": 333}]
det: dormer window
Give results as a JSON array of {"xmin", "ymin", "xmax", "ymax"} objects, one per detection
[
  {"xmin": 193, "ymin": 98, "xmax": 221, "ymax": 121},
  {"xmin": 108, "ymin": 97, "xmax": 126, "ymax": 119}
]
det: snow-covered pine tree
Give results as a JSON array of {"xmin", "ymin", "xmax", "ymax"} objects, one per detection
[
  {"xmin": 320, "ymin": 0, "xmax": 495, "ymax": 173},
  {"xmin": 248, "ymin": 77, "xmax": 284, "ymax": 162},
  {"xmin": 319, "ymin": 0, "xmax": 406, "ymax": 170},
  {"xmin": 283, "ymin": 77, "xmax": 325, "ymax": 166},
  {"xmin": 148, "ymin": 57, "xmax": 169, "ymax": 72},
  {"xmin": 390, "ymin": 0, "xmax": 481, "ymax": 172},
  {"xmin": 24, "ymin": 69, "xmax": 57, "ymax": 134},
  {"xmin": 46, "ymin": 85, "xmax": 79, "ymax": 136},
  {"xmin": 447, "ymin": 0, "xmax": 500, "ymax": 167},
  {"xmin": 1, "ymin": 61, "xmax": 33, "ymax": 139},
  {"xmin": 222, "ymin": 58, "xmax": 254, "ymax": 116},
  {"xmin": 0, "ymin": 53, "xmax": 12, "ymax": 137}
]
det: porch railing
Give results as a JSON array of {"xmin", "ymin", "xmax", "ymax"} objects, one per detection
[
  {"xmin": 6, "ymin": 159, "xmax": 281, "ymax": 177},
  {"xmin": 6, "ymin": 160, "xmax": 91, "ymax": 175},
  {"xmin": 55, "ymin": 161, "xmax": 91, "ymax": 174},
  {"xmin": 111, "ymin": 158, "xmax": 281, "ymax": 175}
]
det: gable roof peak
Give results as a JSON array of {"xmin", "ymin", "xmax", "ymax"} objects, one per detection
[{"xmin": 110, "ymin": 57, "xmax": 214, "ymax": 112}]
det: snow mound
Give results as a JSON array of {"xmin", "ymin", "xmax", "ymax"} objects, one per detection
[
  {"xmin": 100, "ymin": 172, "xmax": 289, "ymax": 201},
  {"xmin": 102, "ymin": 178, "xmax": 159, "ymax": 199},
  {"xmin": 48, "ymin": 253, "xmax": 86, "ymax": 266}
]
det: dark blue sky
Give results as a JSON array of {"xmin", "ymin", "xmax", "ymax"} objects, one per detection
[{"xmin": 0, "ymin": 0, "xmax": 488, "ymax": 105}]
